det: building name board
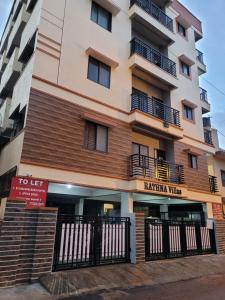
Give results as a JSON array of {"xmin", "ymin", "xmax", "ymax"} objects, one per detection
[
  {"xmin": 144, "ymin": 182, "xmax": 182, "ymax": 195},
  {"xmin": 9, "ymin": 177, "xmax": 49, "ymax": 208}
]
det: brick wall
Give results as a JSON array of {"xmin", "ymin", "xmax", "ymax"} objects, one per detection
[
  {"xmin": 0, "ymin": 200, "xmax": 57, "ymax": 288},
  {"xmin": 212, "ymin": 203, "xmax": 224, "ymax": 220},
  {"xmin": 135, "ymin": 213, "xmax": 145, "ymax": 263},
  {"xmin": 174, "ymin": 141, "xmax": 210, "ymax": 192},
  {"xmin": 215, "ymin": 220, "xmax": 225, "ymax": 254}
]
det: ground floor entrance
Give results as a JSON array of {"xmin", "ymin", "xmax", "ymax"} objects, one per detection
[
  {"xmin": 45, "ymin": 182, "xmax": 217, "ymax": 271},
  {"xmin": 53, "ymin": 214, "xmax": 130, "ymax": 272}
]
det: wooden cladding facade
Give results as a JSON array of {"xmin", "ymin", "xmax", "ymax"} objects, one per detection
[
  {"xmin": 174, "ymin": 141, "xmax": 210, "ymax": 192},
  {"xmin": 21, "ymin": 89, "xmax": 132, "ymax": 179},
  {"xmin": 21, "ymin": 89, "xmax": 211, "ymax": 193}
]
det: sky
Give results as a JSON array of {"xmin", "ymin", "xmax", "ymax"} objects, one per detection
[{"xmin": 0, "ymin": 0, "xmax": 225, "ymax": 147}]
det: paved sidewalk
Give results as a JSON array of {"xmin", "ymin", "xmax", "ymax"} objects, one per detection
[
  {"xmin": 64, "ymin": 274, "xmax": 225, "ymax": 300},
  {"xmin": 40, "ymin": 255, "xmax": 225, "ymax": 299},
  {"xmin": 0, "ymin": 283, "xmax": 53, "ymax": 300}
]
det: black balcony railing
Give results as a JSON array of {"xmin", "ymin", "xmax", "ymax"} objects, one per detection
[
  {"xmin": 130, "ymin": 38, "xmax": 177, "ymax": 77},
  {"xmin": 131, "ymin": 92, "xmax": 180, "ymax": 127},
  {"xmin": 129, "ymin": 154, "xmax": 184, "ymax": 184},
  {"xmin": 204, "ymin": 129, "xmax": 213, "ymax": 145},
  {"xmin": 209, "ymin": 175, "xmax": 218, "ymax": 193},
  {"xmin": 130, "ymin": 0, "xmax": 173, "ymax": 31},
  {"xmin": 203, "ymin": 117, "xmax": 211, "ymax": 128},
  {"xmin": 200, "ymin": 88, "xmax": 208, "ymax": 103},
  {"xmin": 196, "ymin": 49, "xmax": 205, "ymax": 64}
]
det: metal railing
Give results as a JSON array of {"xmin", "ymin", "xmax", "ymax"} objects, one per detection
[
  {"xmin": 130, "ymin": 38, "xmax": 177, "ymax": 76},
  {"xmin": 203, "ymin": 117, "xmax": 211, "ymax": 128},
  {"xmin": 53, "ymin": 214, "xmax": 131, "ymax": 271},
  {"xmin": 204, "ymin": 129, "xmax": 213, "ymax": 145},
  {"xmin": 145, "ymin": 219, "xmax": 216, "ymax": 261},
  {"xmin": 200, "ymin": 87, "xmax": 208, "ymax": 103},
  {"xmin": 129, "ymin": 154, "xmax": 184, "ymax": 184},
  {"xmin": 130, "ymin": 0, "xmax": 173, "ymax": 31},
  {"xmin": 131, "ymin": 92, "xmax": 180, "ymax": 127},
  {"xmin": 209, "ymin": 176, "xmax": 218, "ymax": 193},
  {"xmin": 196, "ymin": 49, "xmax": 205, "ymax": 64}
]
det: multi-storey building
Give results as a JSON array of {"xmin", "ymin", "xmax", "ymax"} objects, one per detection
[{"xmin": 0, "ymin": 0, "xmax": 222, "ymax": 226}]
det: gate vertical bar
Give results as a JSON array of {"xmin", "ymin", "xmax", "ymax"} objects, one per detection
[
  {"xmin": 162, "ymin": 220, "xmax": 170, "ymax": 258},
  {"xmin": 195, "ymin": 222, "xmax": 203, "ymax": 254},
  {"xmin": 180, "ymin": 221, "xmax": 187, "ymax": 256}
]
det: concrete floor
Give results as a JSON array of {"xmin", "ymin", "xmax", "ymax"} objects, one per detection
[
  {"xmin": 65, "ymin": 274, "xmax": 225, "ymax": 300},
  {"xmin": 0, "ymin": 283, "xmax": 53, "ymax": 300}
]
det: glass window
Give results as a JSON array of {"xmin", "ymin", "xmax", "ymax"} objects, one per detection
[
  {"xmin": 221, "ymin": 170, "xmax": 225, "ymax": 187},
  {"xmin": 181, "ymin": 61, "xmax": 190, "ymax": 77},
  {"xmin": 183, "ymin": 105, "xmax": 193, "ymax": 120},
  {"xmin": 87, "ymin": 57, "xmax": 111, "ymax": 88},
  {"xmin": 87, "ymin": 57, "xmax": 99, "ymax": 83},
  {"xmin": 85, "ymin": 121, "xmax": 108, "ymax": 152},
  {"xmin": 188, "ymin": 154, "xmax": 198, "ymax": 169},
  {"xmin": 178, "ymin": 23, "xmax": 186, "ymax": 37},
  {"xmin": 91, "ymin": 2, "xmax": 112, "ymax": 31}
]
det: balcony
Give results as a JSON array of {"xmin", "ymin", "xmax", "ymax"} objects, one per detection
[
  {"xmin": 0, "ymin": 52, "xmax": 9, "ymax": 75},
  {"xmin": 6, "ymin": 3, "xmax": 30, "ymax": 58},
  {"xmin": 196, "ymin": 49, "xmax": 206, "ymax": 75},
  {"xmin": 18, "ymin": 0, "xmax": 41, "ymax": 60},
  {"xmin": 200, "ymin": 88, "xmax": 210, "ymax": 114},
  {"xmin": 209, "ymin": 176, "xmax": 218, "ymax": 193},
  {"xmin": 130, "ymin": 0, "xmax": 173, "ymax": 31},
  {"xmin": 129, "ymin": 38, "xmax": 178, "ymax": 89},
  {"xmin": 200, "ymin": 87, "xmax": 208, "ymax": 102},
  {"xmin": 129, "ymin": 154, "xmax": 184, "ymax": 184},
  {"xmin": 0, "ymin": 128, "xmax": 13, "ymax": 149},
  {"xmin": 131, "ymin": 92, "xmax": 180, "ymax": 126},
  {"xmin": 203, "ymin": 117, "xmax": 211, "ymax": 128},
  {"xmin": 204, "ymin": 129, "xmax": 213, "ymax": 145},
  {"xmin": 0, "ymin": 48, "xmax": 23, "ymax": 98}
]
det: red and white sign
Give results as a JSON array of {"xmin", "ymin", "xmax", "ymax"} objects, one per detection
[{"xmin": 9, "ymin": 177, "xmax": 48, "ymax": 208}]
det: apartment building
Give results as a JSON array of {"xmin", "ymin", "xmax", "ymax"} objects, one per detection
[
  {"xmin": 0, "ymin": 0, "xmax": 224, "ymax": 284},
  {"xmin": 0, "ymin": 0, "xmax": 221, "ymax": 220}
]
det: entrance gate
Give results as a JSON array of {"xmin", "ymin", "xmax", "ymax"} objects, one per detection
[
  {"xmin": 145, "ymin": 219, "xmax": 217, "ymax": 261},
  {"xmin": 53, "ymin": 214, "xmax": 131, "ymax": 271}
]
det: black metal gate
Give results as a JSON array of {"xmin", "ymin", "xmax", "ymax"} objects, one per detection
[
  {"xmin": 53, "ymin": 214, "xmax": 131, "ymax": 271},
  {"xmin": 145, "ymin": 219, "xmax": 216, "ymax": 261}
]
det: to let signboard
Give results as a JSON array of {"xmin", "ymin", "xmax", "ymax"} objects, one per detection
[{"xmin": 9, "ymin": 177, "xmax": 48, "ymax": 208}]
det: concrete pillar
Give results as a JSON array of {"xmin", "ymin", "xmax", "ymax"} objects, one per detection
[
  {"xmin": 120, "ymin": 192, "xmax": 133, "ymax": 216},
  {"xmin": 75, "ymin": 198, "xmax": 84, "ymax": 215},
  {"xmin": 160, "ymin": 204, "xmax": 169, "ymax": 220}
]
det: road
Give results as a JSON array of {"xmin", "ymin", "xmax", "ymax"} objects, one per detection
[{"xmin": 64, "ymin": 274, "xmax": 225, "ymax": 300}]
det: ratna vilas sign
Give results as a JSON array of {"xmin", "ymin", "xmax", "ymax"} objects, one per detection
[{"xmin": 144, "ymin": 182, "xmax": 182, "ymax": 195}]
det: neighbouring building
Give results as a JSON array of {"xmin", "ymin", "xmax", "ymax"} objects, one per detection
[{"xmin": 0, "ymin": 0, "xmax": 224, "ymax": 287}]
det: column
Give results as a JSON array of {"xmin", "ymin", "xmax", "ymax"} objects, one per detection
[
  {"xmin": 160, "ymin": 204, "xmax": 169, "ymax": 220},
  {"xmin": 75, "ymin": 198, "xmax": 84, "ymax": 215},
  {"xmin": 120, "ymin": 192, "xmax": 133, "ymax": 216}
]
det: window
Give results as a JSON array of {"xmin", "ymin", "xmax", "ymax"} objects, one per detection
[
  {"xmin": 181, "ymin": 61, "xmax": 190, "ymax": 77},
  {"xmin": 91, "ymin": 2, "xmax": 112, "ymax": 31},
  {"xmin": 84, "ymin": 121, "xmax": 108, "ymax": 152},
  {"xmin": 132, "ymin": 143, "xmax": 149, "ymax": 156},
  {"xmin": 188, "ymin": 154, "xmax": 198, "ymax": 169},
  {"xmin": 177, "ymin": 23, "xmax": 186, "ymax": 37},
  {"xmin": 183, "ymin": 105, "xmax": 193, "ymax": 121},
  {"xmin": 88, "ymin": 57, "xmax": 111, "ymax": 88},
  {"xmin": 221, "ymin": 170, "xmax": 225, "ymax": 187}
]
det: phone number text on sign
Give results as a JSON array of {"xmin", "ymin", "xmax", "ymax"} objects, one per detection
[{"xmin": 9, "ymin": 177, "xmax": 49, "ymax": 208}]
